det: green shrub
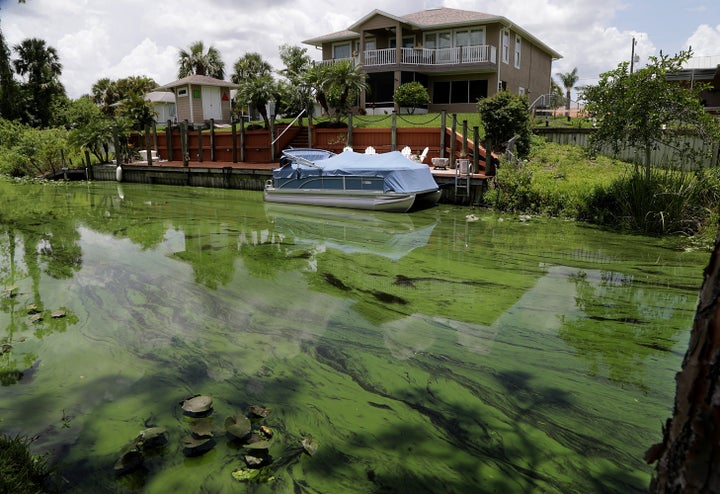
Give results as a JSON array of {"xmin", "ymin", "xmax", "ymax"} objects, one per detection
[
  {"xmin": 393, "ymin": 82, "xmax": 430, "ymax": 115},
  {"xmin": 0, "ymin": 433, "xmax": 53, "ymax": 494}
]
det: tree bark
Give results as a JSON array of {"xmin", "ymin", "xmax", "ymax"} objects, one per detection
[{"xmin": 647, "ymin": 230, "xmax": 720, "ymax": 493}]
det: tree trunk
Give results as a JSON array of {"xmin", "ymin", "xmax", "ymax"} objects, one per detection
[{"xmin": 646, "ymin": 230, "xmax": 720, "ymax": 493}]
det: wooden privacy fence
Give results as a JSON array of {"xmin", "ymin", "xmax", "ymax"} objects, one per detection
[
  {"xmin": 129, "ymin": 114, "xmax": 490, "ymax": 173},
  {"xmin": 535, "ymin": 128, "xmax": 720, "ymax": 169}
]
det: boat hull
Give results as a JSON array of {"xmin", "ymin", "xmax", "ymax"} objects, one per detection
[{"xmin": 264, "ymin": 187, "xmax": 418, "ymax": 213}]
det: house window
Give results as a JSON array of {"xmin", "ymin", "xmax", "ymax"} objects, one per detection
[
  {"xmin": 514, "ymin": 35, "xmax": 522, "ymax": 68},
  {"xmin": 177, "ymin": 88, "xmax": 188, "ymax": 97},
  {"xmin": 455, "ymin": 28, "xmax": 485, "ymax": 47},
  {"xmin": 519, "ymin": 87, "xmax": 526, "ymax": 95},
  {"xmin": 502, "ymin": 30, "xmax": 510, "ymax": 64},
  {"xmin": 333, "ymin": 42, "xmax": 351, "ymax": 60},
  {"xmin": 389, "ymin": 36, "xmax": 415, "ymax": 48},
  {"xmin": 433, "ymin": 80, "xmax": 488, "ymax": 104}
]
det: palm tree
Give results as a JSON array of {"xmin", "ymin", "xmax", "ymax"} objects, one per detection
[
  {"xmin": 12, "ymin": 38, "xmax": 64, "ymax": 127},
  {"xmin": 321, "ymin": 59, "xmax": 368, "ymax": 121},
  {"xmin": 0, "ymin": 23, "xmax": 20, "ymax": 120},
  {"xmin": 232, "ymin": 52, "xmax": 273, "ymax": 123},
  {"xmin": 555, "ymin": 68, "xmax": 579, "ymax": 119},
  {"xmin": 231, "ymin": 52, "xmax": 272, "ymax": 82},
  {"xmin": 178, "ymin": 41, "xmax": 225, "ymax": 79}
]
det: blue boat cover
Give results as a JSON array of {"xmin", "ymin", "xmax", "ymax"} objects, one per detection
[{"xmin": 274, "ymin": 150, "xmax": 439, "ymax": 193}]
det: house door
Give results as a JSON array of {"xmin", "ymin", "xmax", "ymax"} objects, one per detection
[{"xmin": 201, "ymin": 86, "xmax": 222, "ymax": 121}]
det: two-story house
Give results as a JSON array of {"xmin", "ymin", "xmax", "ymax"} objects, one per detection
[{"xmin": 303, "ymin": 7, "xmax": 562, "ymax": 114}]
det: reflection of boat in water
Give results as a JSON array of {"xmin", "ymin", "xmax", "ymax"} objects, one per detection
[
  {"xmin": 265, "ymin": 203, "xmax": 437, "ymax": 260},
  {"xmin": 264, "ymin": 148, "xmax": 441, "ymax": 213}
]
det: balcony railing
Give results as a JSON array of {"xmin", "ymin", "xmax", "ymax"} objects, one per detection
[
  {"xmin": 364, "ymin": 45, "xmax": 497, "ymax": 66},
  {"xmin": 316, "ymin": 44, "xmax": 497, "ymax": 68}
]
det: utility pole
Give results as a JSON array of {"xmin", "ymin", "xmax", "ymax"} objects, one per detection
[{"xmin": 630, "ymin": 37, "xmax": 637, "ymax": 73}]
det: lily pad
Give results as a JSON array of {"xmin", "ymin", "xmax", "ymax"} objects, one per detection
[
  {"xmin": 26, "ymin": 304, "xmax": 40, "ymax": 314},
  {"xmin": 248, "ymin": 405, "xmax": 271, "ymax": 418},
  {"xmin": 3, "ymin": 286, "xmax": 19, "ymax": 298},
  {"xmin": 259, "ymin": 425, "xmax": 273, "ymax": 438},
  {"xmin": 137, "ymin": 427, "xmax": 168, "ymax": 449},
  {"xmin": 51, "ymin": 309, "xmax": 66, "ymax": 318},
  {"xmin": 188, "ymin": 417, "xmax": 214, "ymax": 438},
  {"xmin": 301, "ymin": 435, "xmax": 318, "ymax": 456},
  {"xmin": 231, "ymin": 466, "xmax": 275, "ymax": 483},
  {"xmin": 29, "ymin": 313, "xmax": 43, "ymax": 323},
  {"xmin": 244, "ymin": 440, "xmax": 271, "ymax": 450},
  {"xmin": 180, "ymin": 395, "xmax": 213, "ymax": 416},
  {"xmin": 225, "ymin": 414, "xmax": 252, "ymax": 440},
  {"xmin": 1, "ymin": 344, "xmax": 11, "ymax": 355},
  {"xmin": 181, "ymin": 435, "xmax": 215, "ymax": 457},
  {"xmin": 113, "ymin": 449, "xmax": 144, "ymax": 474}
]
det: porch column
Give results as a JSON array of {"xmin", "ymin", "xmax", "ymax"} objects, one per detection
[{"xmin": 359, "ymin": 30, "xmax": 366, "ymax": 109}]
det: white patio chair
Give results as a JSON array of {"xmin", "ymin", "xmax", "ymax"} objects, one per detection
[
  {"xmin": 365, "ymin": 146, "xmax": 376, "ymax": 154},
  {"xmin": 418, "ymin": 147, "xmax": 429, "ymax": 163},
  {"xmin": 343, "ymin": 146, "xmax": 353, "ymax": 152},
  {"xmin": 401, "ymin": 146, "xmax": 412, "ymax": 158}
]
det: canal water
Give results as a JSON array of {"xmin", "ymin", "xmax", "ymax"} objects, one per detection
[{"xmin": 0, "ymin": 180, "xmax": 708, "ymax": 493}]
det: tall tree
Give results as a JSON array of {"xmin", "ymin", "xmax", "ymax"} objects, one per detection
[
  {"xmin": 646, "ymin": 230, "xmax": 720, "ymax": 492},
  {"xmin": 91, "ymin": 75, "xmax": 156, "ymax": 117},
  {"xmin": 555, "ymin": 67, "xmax": 578, "ymax": 118},
  {"xmin": 278, "ymin": 44, "xmax": 313, "ymax": 119},
  {"xmin": 12, "ymin": 37, "xmax": 64, "ymax": 127},
  {"xmin": 232, "ymin": 52, "xmax": 274, "ymax": 126},
  {"xmin": 177, "ymin": 41, "xmax": 225, "ymax": 79},
  {"xmin": 319, "ymin": 59, "xmax": 368, "ymax": 121},
  {"xmin": 582, "ymin": 49, "xmax": 719, "ymax": 180},
  {"xmin": 0, "ymin": 21, "xmax": 20, "ymax": 120}
]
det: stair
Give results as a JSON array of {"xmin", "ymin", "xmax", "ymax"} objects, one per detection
[{"xmin": 287, "ymin": 127, "xmax": 310, "ymax": 149}]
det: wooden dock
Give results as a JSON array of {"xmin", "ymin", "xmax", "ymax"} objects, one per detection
[{"xmin": 81, "ymin": 159, "xmax": 488, "ymax": 205}]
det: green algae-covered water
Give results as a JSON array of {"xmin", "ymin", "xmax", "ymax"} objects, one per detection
[{"xmin": 0, "ymin": 180, "xmax": 707, "ymax": 493}]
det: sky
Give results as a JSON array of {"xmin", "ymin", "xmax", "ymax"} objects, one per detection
[{"xmin": 1, "ymin": 0, "xmax": 719, "ymax": 101}]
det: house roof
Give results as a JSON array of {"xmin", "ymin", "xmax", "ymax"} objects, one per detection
[
  {"xmin": 156, "ymin": 74, "xmax": 237, "ymax": 91},
  {"xmin": 303, "ymin": 7, "xmax": 562, "ymax": 59},
  {"xmin": 145, "ymin": 91, "xmax": 176, "ymax": 103}
]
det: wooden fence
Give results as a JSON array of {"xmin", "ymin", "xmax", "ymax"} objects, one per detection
[{"xmin": 534, "ymin": 128, "xmax": 720, "ymax": 169}]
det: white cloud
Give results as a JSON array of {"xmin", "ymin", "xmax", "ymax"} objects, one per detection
[
  {"xmin": 686, "ymin": 24, "xmax": 720, "ymax": 56},
  {"xmin": 0, "ymin": 0, "xmax": 716, "ymax": 99}
]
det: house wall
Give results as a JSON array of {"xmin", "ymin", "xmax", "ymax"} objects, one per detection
[
  {"xmin": 317, "ymin": 16, "xmax": 556, "ymax": 113},
  {"xmin": 176, "ymin": 89, "xmax": 192, "ymax": 123},
  {"xmin": 190, "ymin": 85, "xmax": 204, "ymax": 122}
]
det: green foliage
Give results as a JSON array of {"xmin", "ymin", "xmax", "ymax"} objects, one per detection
[
  {"xmin": 278, "ymin": 44, "xmax": 313, "ymax": 118},
  {"xmin": 0, "ymin": 118, "xmax": 73, "ymax": 176},
  {"xmin": 318, "ymin": 60, "xmax": 368, "ymax": 121},
  {"xmin": 12, "ymin": 37, "xmax": 65, "ymax": 127},
  {"xmin": 585, "ymin": 167, "xmax": 720, "ymax": 238},
  {"xmin": 483, "ymin": 138, "xmax": 719, "ymax": 245},
  {"xmin": 477, "ymin": 91, "xmax": 532, "ymax": 158},
  {"xmin": 582, "ymin": 49, "xmax": 720, "ymax": 179},
  {"xmin": 232, "ymin": 52, "xmax": 275, "ymax": 127},
  {"xmin": 90, "ymin": 76, "xmax": 156, "ymax": 119},
  {"xmin": 393, "ymin": 82, "xmax": 430, "ymax": 114},
  {"xmin": 178, "ymin": 40, "xmax": 225, "ymax": 79},
  {"xmin": 484, "ymin": 139, "xmax": 628, "ymax": 217},
  {"xmin": 0, "ymin": 433, "xmax": 52, "ymax": 494}
]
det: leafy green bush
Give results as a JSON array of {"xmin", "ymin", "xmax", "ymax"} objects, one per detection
[
  {"xmin": 393, "ymin": 82, "xmax": 430, "ymax": 114},
  {"xmin": 0, "ymin": 434, "xmax": 53, "ymax": 494}
]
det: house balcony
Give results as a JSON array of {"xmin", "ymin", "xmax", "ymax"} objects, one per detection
[{"xmin": 316, "ymin": 45, "xmax": 498, "ymax": 73}]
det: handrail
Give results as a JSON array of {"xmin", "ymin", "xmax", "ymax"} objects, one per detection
[{"xmin": 272, "ymin": 108, "xmax": 307, "ymax": 146}]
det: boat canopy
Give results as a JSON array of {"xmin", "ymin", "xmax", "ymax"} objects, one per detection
[{"xmin": 274, "ymin": 150, "xmax": 439, "ymax": 193}]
